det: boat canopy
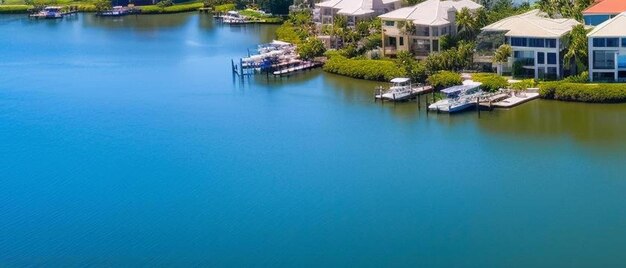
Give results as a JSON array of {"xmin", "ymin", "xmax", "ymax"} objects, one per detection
[
  {"xmin": 441, "ymin": 84, "xmax": 481, "ymax": 94},
  {"xmin": 271, "ymin": 40, "xmax": 291, "ymax": 46},
  {"xmin": 390, "ymin": 78, "xmax": 410, "ymax": 83},
  {"xmin": 44, "ymin": 6, "xmax": 62, "ymax": 10}
]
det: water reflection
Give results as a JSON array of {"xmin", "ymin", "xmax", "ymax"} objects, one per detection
[
  {"xmin": 476, "ymin": 100, "xmax": 626, "ymax": 147},
  {"xmin": 83, "ymin": 12, "xmax": 192, "ymax": 31}
]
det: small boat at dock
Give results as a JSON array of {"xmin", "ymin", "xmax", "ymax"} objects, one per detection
[
  {"xmin": 97, "ymin": 6, "xmax": 137, "ymax": 17},
  {"xmin": 219, "ymin": 11, "xmax": 250, "ymax": 24},
  {"xmin": 375, "ymin": 78, "xmax": 433, "ymax": 101},
  {"xmin": 30, "ymin": 6, "xmax": 63, "ymax": 19},
  {"xmin": 428, "ymin": 81, "xmax": 482, "ymax": 113}
]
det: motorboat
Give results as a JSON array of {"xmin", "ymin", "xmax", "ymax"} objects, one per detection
[
  {"xmin": 375, "ymin": 78, "xmax": 414, "ymax": 101},
  {"xmin": 30, "ymin": 6, "xmax": 63, "ymax": 19},
  {"xmin": 97, "ymin": 6, "xmax": 134, "ymax": 17},
  {"xmin": 428, "ymin": 80, "xmax": 482, "ymax": 113}
]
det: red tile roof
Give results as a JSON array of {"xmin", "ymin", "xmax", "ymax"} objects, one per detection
[{"xmin": 583, "ymin": 0, "xmax": 626, "ymax": 14}]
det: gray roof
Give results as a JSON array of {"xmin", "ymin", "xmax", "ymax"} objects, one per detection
[
  {"xmin": 379, "ymin": 0, "xmax": 482, "ymax": 26},
  {"xmin": 481, "ymin": 9, "xmax": 580, "ymax": 38}
]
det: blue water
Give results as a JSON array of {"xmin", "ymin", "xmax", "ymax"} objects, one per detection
[{"xmin": 2, "ymin": 13, "xmax": 626, "ymax": 267}]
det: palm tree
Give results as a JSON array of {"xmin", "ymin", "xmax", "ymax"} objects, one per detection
[
  {"xmin": 493, "ymin": 44, "xmax": 512, "ymax": 75},
  {"xmin": 563, "ymin": 24, "xmax": 588, "ymax": 74},
  {"xmin": 456, "ymin": 8, "xmax": 477, "ymax": 41}
]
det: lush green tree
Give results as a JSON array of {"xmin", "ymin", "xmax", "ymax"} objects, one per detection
[
  {"xmin": 493, "ymin": 44, "xmax": 512, "ymax": 73},
  {"xmin": 298, "ymin": 38, "xmax": 326, "ymax": 60},
  {"xmin": 427, "ymin": 71, "xmax": 463, "ymax": 90},
  {"xmin": 456, "ymin": 7, "xmax": 478, "ymax": 41},
  {"xmin": 396, "ymin": 51, "xmax": 427, "ymax": 82},
  {"xmin": 94, "ymin": 0, "xmax": 112, "ymax": 12},
  {"xmin": 257, "ymin": 0, "xmax": 291, "ymax": 15},
  {"xmin": 563, "ymin": 24, "xmax": 589, "ymax": 74}
]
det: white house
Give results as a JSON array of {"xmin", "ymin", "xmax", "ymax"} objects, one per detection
[
  {"xmin": 481, "ymin": 10, "xmax": 580, "ymax": 80},
  {"xmin": 587, "ymin": 12, "xmax": 626, "ymax": 82},
  {"xmin": 316, "ymin": 0, "xmax": 401, "ymax": 26},
  {"xmin": 378, "ymin": 0, "xmax": 482, "ymax": 58}
]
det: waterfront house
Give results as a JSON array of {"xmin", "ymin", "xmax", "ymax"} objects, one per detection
[
  {"xmin": 378, "ymin": 0, "xmax": 482, "ymax": 58},
  {"xmin": 583, "ymin": 0, "xmax": 626, "ymax": 26},
  {"xmin": 587, "ymin": 12, "xmax": 626, "ymax": 82},
  {"xmin": 481, "ymin": 10, "xmax": 580, "ymax": 80},
  {"xmin": 316, "ymin": 0, "xmax": 401, "ymax": 26}
]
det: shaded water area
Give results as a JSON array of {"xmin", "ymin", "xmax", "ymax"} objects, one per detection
[{"xmin": 2, "ymin": 13, "xmax": 626, "ymax": 267}]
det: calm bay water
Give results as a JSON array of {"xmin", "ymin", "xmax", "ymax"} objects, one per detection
[{"xmin": 2, "ymin": 13, "xmax": 626, "ymax": 267}]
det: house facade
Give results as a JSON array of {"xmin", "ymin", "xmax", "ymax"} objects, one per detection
[
  {"xmin": 315, "ymin": 0, "xmax": 401, "ymax": 27},
  {"xmin": 583, "ymin": 0, "xmax": 626, "ymax": 26},
  {"xmin": 587, "ymin": 12, "xmax": 626, "ymax": 82},
  {"xmin": 378, "ymin": 0, "xmax": 482, "ymax": 58},
  {"xmin": 481, "ymin": 10, "xmax": 580, "ymax": 80}
]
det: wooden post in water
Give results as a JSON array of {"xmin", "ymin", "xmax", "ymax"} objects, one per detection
[
  {"xmin": 476, "ymin": 97, "xmax": 480, "ymax": 118},
  {"xmin": 417, "ymin": 94, "xmax": 421, "ymax": 110}
]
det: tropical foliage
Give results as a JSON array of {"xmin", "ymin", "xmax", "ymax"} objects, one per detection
[
  {"xmin": 323, "ymin": 55, "xmax": 406, "ymax": 81},
  {"xmin": 427, "ymin": 71, "xmax": 463, "ymax": 90},
  {"xmin": 472, "ymin": 73, "xmax": 509, "ymax": 92},
  {"xmin": 539, "ymin": 82, "xmax": 626, "ymax": 103},
  {"xmin": 563, "ymin": 24, "xmax": 589, "ymax": 74}
]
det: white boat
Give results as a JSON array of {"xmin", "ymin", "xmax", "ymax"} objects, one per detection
[
  {"xmin": 428, "ymin": 81, "xmax": 482, "ymax": 113},
  {"xmin": 221, "ymin": 11, "xmax": 249, "ymax": 24},
  {"xmin": 30, "ymin": 6, "xmax": 63, "ymax": 19},
  {"xmin": 375, "ymin": 78, "xmax": 432, "ymax": 101}
]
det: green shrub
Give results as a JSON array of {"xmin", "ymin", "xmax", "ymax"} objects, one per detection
[
  {"xmin": 510, "ymin": 79, "xmax": 536, "ymax": 92},
  {"xmin": 472, "ymin": 73, "xmax": 509, "ymax": 92},
  {"xmin": 157, "ymin": 0, "xmax": 173, "ymax": 7},
  {"xmin": 563, "ymin": 71, "xmax": 589, "ymax": 83},
  {"xmin": 427, "ymin": 71, "xmax": 462, "ymax": 90},
  {"xmin": 140, "ymin": 2, "xmax": 202, "ymax": 14},
  {"xmin": 214, "ymin": 3, "xmax": 234, "ymax": 12},
  {"xmin": 323, "ymin": 55, "xmax": 406, "ymax": 81},
  {"xmin": 539, "ymin": 82, "xmax": 626, "ymax": 103},
  {"xmin": 0, "ymin": 4, "xmax": 31, "ymax": 13},
  {"xmin": 298, "ymin": 37, "xmax": 325, "ymax": 60}
]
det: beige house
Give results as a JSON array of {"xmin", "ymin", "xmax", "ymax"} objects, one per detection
[
  {"xmin": 316, "ymin": 0, "xmax": 401, "ymax": 27},
  {"xmin": 379, "ymin": 0, "xmax": 482, "ymax": 58}
]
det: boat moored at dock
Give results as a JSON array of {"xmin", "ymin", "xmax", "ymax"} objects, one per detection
[
  {"xmin": 97, "ymin": 6, "xmax": 138, "ymax": 17},
  {"xmin": 29, "ymin": 6, "xmax": 64, "ymax": 19},
  {"xmin": 375, "ymin": 78, "xmax": 433, "ymax": 101},
  {"xmin": 428, "ymin": 81, "xmax": 482, "ymax": 113}
]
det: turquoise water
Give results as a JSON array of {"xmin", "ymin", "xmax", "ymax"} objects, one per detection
[{"xmin": 2, "ymin": 13, "xmax": 626, "ymax": 267}]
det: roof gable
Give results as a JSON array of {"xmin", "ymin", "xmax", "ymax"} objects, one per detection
[{"xmin": 587, "ymin": 11, "xmax": 626, "ymax": 37}]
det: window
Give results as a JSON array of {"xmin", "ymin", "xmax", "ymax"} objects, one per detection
[
  {"xmin": 593, "ymin": 72, "xmax": 615, "ymax": 82},
  {"xmin": 618, "ymin": 55, "xmax": 626, "ymax": 69},
  {"xmin": 593, "ymin": 50, "xmax": 616, "ymax": 69},
  {"xmin": 511, "ymin": 37, "xmax": 527, "ymax": 47},
  {"xmin": 593, "ymin": 38, "xmax": 606, "ymax": 47},
  {"xmin": 547, "ymin": 53, "xmax": 557, "ymax": 65},
  {"xmin": 514, "ymin": 50, "xmax": 535, "ymax": 66},
  {"xmin": 384, "ymin": 20, "xmax": 395, "ymax": 27},
  {"xmin": 529, "ymin": 38, "xmax": 545, "ymax": 48},
  {"xmin": 546, "ymin": 39, "xmax": 557, "ymax": 48},
  {"xmin": 432, "ymin": 40, "xmax": 439, "ymax": 52},
  {"xmin": 622, "ymin": 38, "xmax": 626, "ymax": 47},
  {"xmin": 607, "ymin": 38, "xmax": 620, "ymax": 47},
  {"xmin": 537, "ymin": 52, "xmax": 545, "ymax": 64},
  {"xmin": 399, "ymin": 37, "xmax": 404, "ymax": 46}
]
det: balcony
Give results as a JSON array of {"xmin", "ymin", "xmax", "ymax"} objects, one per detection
[{"xmin": 384, "ymin": 46, "xmax": 398, "ymax": 55}]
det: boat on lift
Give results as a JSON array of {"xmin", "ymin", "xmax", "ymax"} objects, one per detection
[{"xmin": 428, "ymin": 80, "xmax": 482, "ymax": 113}]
